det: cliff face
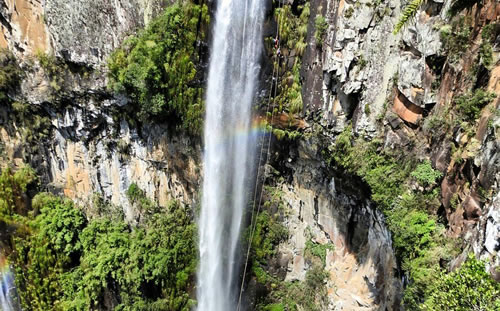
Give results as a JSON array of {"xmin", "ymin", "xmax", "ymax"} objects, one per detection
[
  {"xmin": 0, "ymin": 0, "xmax": 201, "ymax": 222},
  {"xmin": 0, "ymin": 0, "xmax": 499, "ymax": 309},
  {"xmin": 302, "ymin": 0, "xmax": 500, "ymax": 275}
]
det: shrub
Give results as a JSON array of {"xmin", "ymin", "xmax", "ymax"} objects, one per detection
[
  {"xmin": 358, "ymin": 54, "xmax": 367, "ymax": 69},
  {"xmin": 304, "ymin": 239, "xmax": 334, "ymax": 265},
  {"xmin": 344, "ymin": 7, "xmax": 354, "ymax": 19},
  {"xmin": 35, "ymin": 51, "xmax": 66, "ymax": 93},
  {"xmin": 422, "ymin": 254, "xmax": 500, "ymax": 310},
  {"xmin": 314, "ymin": 15, "xmax": 328, "ymax": 46},
  {"xmin": 12, "ymin": 193, "xmax": 86, "ymax": 310},
  {"xmin": 273, "ymin": 3, "xmax": 309, "ymax": 115},
  {"xmin": 0, "ymin": 166, "xmax": 37, "ymax": 219},
  {"xmin": 411, "ymin": 160, "xmax": 442, "ymax": 187},
  {"xmin": 2, "ymin": 166, "xmax": 197, "ymax": 310},
  {"xmin": 441, "ymin": 17, "xmax": 472, "ymax": 62},
  {"xmin": 263, "ymin": 303, "xmax": 285, "ymax": 311},
  {"xmin": 0, "ymin": 49, "xmax": 21, "ymax": 102},
  {"xmin": 107, "ymin": 3, "xmax": 209, "ymax": 135},
  {"xmin": 251, "ymin": 211, "xmax": 287, "ymax": 263},
  {"xmin": 479, "ymin": 23, "xmax": 498, "ymax": 69},
  {"xmin": 126, "ymin": 183, "xmax": 158, "ymax": 217},
  {"xmin": 455, "ymin": 89, "xmax": 496, "ymax": 122}
]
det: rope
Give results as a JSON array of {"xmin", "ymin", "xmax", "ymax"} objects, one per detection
[{"xmin": 236, "ymin": 1, "xmax": 284, "ymax": 309}]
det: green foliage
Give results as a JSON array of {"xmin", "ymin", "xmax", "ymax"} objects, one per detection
[
  {"xmin": 479, "ymin": 40, "xmax": 493, "ymax": 69},
  {"xmin": 422, "ymin": 254, "xmax": 500, "ymax": 310},
  {"xmin": 126, "ymin": 183, "xmax": 158, "ymax": 217},
  {"xmin": 2, "ymin": 167, "xmax": 197, "ymax": 311},
  {"xmin": 358, "ymin": 54, "xmax": 367, "ymax": 70},
  {"xmin": 0, "ymin": 166, "xmax": 37, "ymax": 219},
  {"xmin": 263, "ymin": 303, "xmax": 285, "ymax": 311},
  {"xmin": 272, "ymin": 127, "xmax": 302, "ymax": 141},
  {"xmin": 327, "ymin": 125, "xmax": 412, "ymax": 210},
  {"xmin": 35, "ymin": 51, "xmax": 67, "ymax": 93},
  {"xmin": 455, "ymin": 88, "xmax": 496, "ymax": 122},
  {"xmin": 31, "ymin": 194, "xmax": 87, "ymax": 257},
  {"xmin": 440, "ymin": 17, "xmax": 472, "ymax": 63},
  {"xmin": 393, "ymin": 0, "xmax": 425, "ymax": 34},
  {"xmin": 251, "ymin": 211, "xmax": 287, "ymax": 263},
  {"xmin": 344, "ymin": 6, "xmax": 354, "ymax": 19},
  {"xmin": 107, "ymin": 3, "xmax": 209, "ymax": 135},
  {"xmin": 255, "ymin": 262, "xmax": 328, "ymax": 311},
  {"xmin": 273, "ymin": 3, "xmax": 309, "ymax": 115},
  {"xmin": 364, "ymin": 104, "xmax": 371, "ymax": 115},
  {"xmin": 324, "ymin": 126, "xmax": 464, "ymax": 308},
  {"xmin": 479, "ymin": 23, "xmax": 498, "ymax": 69},
  {"xmin": 411, "ymin": 160, "xmax": 442, "ymax": 187},
  {"xmin": 304, "ymin": 239, "xmax": 334, "ymax": 265},
  {"xmin": 61, "ymin": 200, "xmax": 197, "ymax": 311},
  {"xmin": 314, "ymin": 15, "xmax": 328, "ymax": 47},
  {"xmin": 0, "ymin": 48, "xmax": 21, "ymax": 102},
  {"xmin": 12, "ymin": 193, "xmax": 86, "ymax": 310}
]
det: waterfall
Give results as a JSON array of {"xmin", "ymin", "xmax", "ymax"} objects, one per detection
[
  {"xmin": 0, "ymin": 253, "xmax": 21, "ymax": 311},
  {"xmin": 197, "ymin": 0, "xmax": 265, "ymax": 309}
]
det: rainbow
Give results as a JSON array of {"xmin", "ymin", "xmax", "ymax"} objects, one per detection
[
  {"xmin": 209, "ymin": 117, "xmax": 270, "ymax": 147},
  {"xmin": 0, "ymin": 253, "xmax": 20, "ymax": 311}
]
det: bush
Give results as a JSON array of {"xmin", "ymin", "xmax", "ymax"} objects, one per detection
[
  {"xmin": 0, "ymin": 49, "xmax": 21, "ymax": 102},
  {"xmin": 62, "ymin": 200, "xmax": 197, "ymax": 310},
  {"xmin": 251, "ymin": 211, "xmax": 287, "ymax": 263},
  {"xmin": 2, "ymin": 166, "xmax": 197, "ymax": 310},
  {"xmin": 314, "ymin": 15, "xmax": 328, "ymax": 46},
  {"xmin": 441, "ymin": 17, "xmax": 472, "ymax": 62},
  {"xmin": 304, "ymin": 239, "xmax": 334, "ymax": 265},
  {"xmin": 107, "ymin": 3, "xmax": 209, "ymax": 135},
  {"xmin": 0, "ymin": 166, "xmax": 37, "ymax": 219},
  {"xmin": 455, "ymin": 89, "xmax": 496, "ymax": 122},
  {"xmin": 12, "ymin": 193, "xmax": 86, "ymax": 310},
  {"xmin": 126, "ymin": 183, "xmax": 158, "ymax": 218},
  {"xmin": 479, "ymin": 23, "xmax": 498, "ymax": 69},
  {"xmin": 411, "ymin": 160, "xmax": 442, "ymax": 187},
  {"xmin": 422, "ymin": 254, "xmax": 500, "ymax": 310}
]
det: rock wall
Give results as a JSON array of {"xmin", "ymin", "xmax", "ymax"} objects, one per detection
[
  {"xmin": 298, "ymin": 0, "xmax": 500, "ymax": 277},
  {"xmin": 274, "ymin": 137, "xmax": 401, "ymax": 310},
  {"xmin": 0, "ymin": 0, "xmax": 499, "ymax": 308},
  {"xmin": 0, "ymin": 0, "xmax": 167, "ymax": 64},
  {"xmin": 0, "ymin": 0, "xmax": 199, "ymax": 222}
]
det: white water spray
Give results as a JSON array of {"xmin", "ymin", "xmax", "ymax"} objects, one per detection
[
  {"xmin": 197, "ymin": 0, "xmax": 265, "ymax": 309},
  {"xmin": 0, "ymin": 253, "xmax": 21, "ymax": 311}
]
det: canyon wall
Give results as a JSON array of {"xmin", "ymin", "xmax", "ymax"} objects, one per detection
[{"xmin": 0, "ymin": 0, "xmax": 499, "ymax": 309}]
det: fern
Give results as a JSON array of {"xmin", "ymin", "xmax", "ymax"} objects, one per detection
[{"xmin": 393, "ymin": 0, "xmax": 425, "ymax": 34}]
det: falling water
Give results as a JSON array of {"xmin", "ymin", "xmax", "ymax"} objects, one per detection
[
  {"xmin": 0, "ymin": 253, "xmax": 21, "ymax": 311},
  {"xmin": 197, "ymin": 0, "xmax": 265, "ymax": 309}
]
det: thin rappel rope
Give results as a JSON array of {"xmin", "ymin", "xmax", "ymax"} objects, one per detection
[{"xmin": 236, "ymin": 1, "xmax": 284, "ymax": 309}]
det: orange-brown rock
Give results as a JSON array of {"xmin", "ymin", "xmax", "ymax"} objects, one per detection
[
  {"xmin": 2, "ymin": 0, "xmax": 49, "ymax": 54},
  {"xmin": 392, "ymin": 91, "xmax": 423, "ymax": 125}
]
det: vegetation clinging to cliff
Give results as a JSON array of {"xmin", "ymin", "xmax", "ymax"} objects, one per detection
[
  {"xmin": 108, "ymin": 2, "xmax": 209, "ymax": 135},
  {"xmin": 1, "ymin": 167, "xmax": 197, "ymax": 311},
  {"xmin": 0, "ymin": 49, "xmax": 21, "ymax": 102},
  {"xmin": 273, "ymin": 2, "xmax": 309, "ymax": 115},
  {"xmin": 325, "ymin": 121, "xmax": 500, "ymax": 309},
  {"xmin": 422, "ymin": 254, "xmax": 500, "ymax": 310},
  {"xmin": 324, "ymin": 125, "xmax": 486, "ymax": 309}
]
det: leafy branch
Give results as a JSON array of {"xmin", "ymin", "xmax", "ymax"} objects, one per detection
[{"xmin": 393, "ymin": 0, "xmax": 425, "ymax": 34}]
